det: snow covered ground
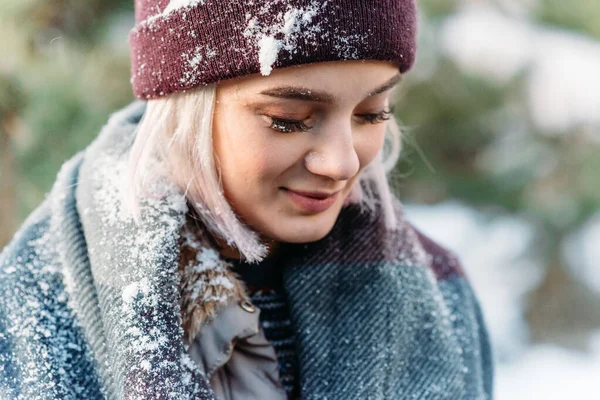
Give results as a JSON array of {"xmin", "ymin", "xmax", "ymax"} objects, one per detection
[
  {"xmin": 563, "ymin": 212, "xmax": 600, "ymax": 294},
  {"xmin": 496, "ymin": 341, "xmax": 600, "ymax": 399}
]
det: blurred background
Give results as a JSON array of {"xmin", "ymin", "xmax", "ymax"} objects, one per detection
[{"xmin": 1, "ymin": 0, "xmax": 599, "ymax": 397}]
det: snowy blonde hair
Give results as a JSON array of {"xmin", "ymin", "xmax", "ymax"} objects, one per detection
[{"xmin": 127, "ymin": 84, "xmax": 402, "ymax": 263}]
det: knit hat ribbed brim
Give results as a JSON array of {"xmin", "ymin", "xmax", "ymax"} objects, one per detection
[{"xmin": 130, "ymin": 0, "xmax": 417, "ymax": 99}]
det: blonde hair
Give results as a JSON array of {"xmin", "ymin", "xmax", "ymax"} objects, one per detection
[{"xmin": 127, "ymin": 84, "xmax": 402, "ymax": 263}]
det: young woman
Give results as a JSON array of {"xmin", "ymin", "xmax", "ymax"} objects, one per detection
[{"xmin": 0, "ymin": 0, "xmax": 493, "ymax": 399}]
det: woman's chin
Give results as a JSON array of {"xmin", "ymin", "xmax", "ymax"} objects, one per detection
[{"xmin": 259, "ymin": 216, "xmax": 338, "ymax": 245}]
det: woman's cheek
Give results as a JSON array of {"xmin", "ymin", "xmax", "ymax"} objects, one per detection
[
  {"xmin": 228, "ymin": 137, "xmax": 287, "ymax": 193},
  {"xmin": 356, "ymin": 126, "xmax": 387, "ymax": 167}
]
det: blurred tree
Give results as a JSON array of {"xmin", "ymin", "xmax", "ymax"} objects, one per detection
[
  {"xmin": 537, "ymin": 0, "xmax": 600, "ymax": 39},
  {"xmin": 393, "ymin": 0, "xmax": 600, "ymax": 348},
  {"xmin": 0, "ymin": 0, "xmax": 133, "ymax": 247},
  {"xmin": 0, "ymin": 78, "xmax": 24, "ymax": 245}
]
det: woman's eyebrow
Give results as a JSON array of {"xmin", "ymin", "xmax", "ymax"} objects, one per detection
[
  {"xmin": 258, "ymin": 87, "xmax": 335, "ymax": 103},
  {"xmin": 369, "ymin": 73, "xmax": 402, "ymax": 96},
  {"xmin": 258, "ymin": 73, "xmax": 402, "ymax": 103}
]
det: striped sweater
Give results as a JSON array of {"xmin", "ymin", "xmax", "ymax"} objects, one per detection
[
  {"xmin": 0, "ymin": 102, "xmax": 494, "ymax": 399},
  {"xmin": 231, "ymin": 258, "xmax": 300, "ymax": 398}
]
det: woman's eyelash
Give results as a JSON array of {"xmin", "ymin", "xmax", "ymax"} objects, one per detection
[
  {"xmin": 356, "ymin": 107, "xmax": 395, "ymax": 124},
  {"xmin": 269, "ymin": 117, "xmax": 312, "ymax": 133},
  {"xmin": 268, "ymin": 106, "xmax": 395, "ymax": 133}
]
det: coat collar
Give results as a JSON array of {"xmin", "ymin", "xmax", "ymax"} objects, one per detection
[{"xmin": 73, "ymin": 101, "xmax": 224, "ymax": 398}]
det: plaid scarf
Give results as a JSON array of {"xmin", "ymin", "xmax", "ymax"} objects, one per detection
[{"xmin": 0, "ymin": 102, "xmax": 493, "ymax": 399}]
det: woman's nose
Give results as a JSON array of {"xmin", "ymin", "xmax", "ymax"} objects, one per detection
[{"xmin": 304, "ymin": 125, "xmax": 360, "ymax": 181}]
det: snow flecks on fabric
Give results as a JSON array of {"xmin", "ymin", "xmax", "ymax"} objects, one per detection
[
  {"xmin": 44, "ymin": 153, "xmax": 85, "ymax": 319},
  {"xmin": 180, "ymin": 45, "xmax": 216, "ymax": 86},
  {"xmin": 333, "ymin": 33, "xmax": 369, "ymax": 60},
  {"xmin": 244, "ymin": 1, "xmax": 328, "ymax": 75},
  {"xmin": 122, "ymin": 278, "xmax": 151, "ymax": 307},
  {"xmin": 391, "ymin": 203, "xmax": 432, "ymax": 269},
  {"xmin": 0, "ymin": 202, "xmax": 99, "ymax": 396},
  {"xmin": 84, "ymin": 118, "xmax": 186, "ymax": 288},
  {"xmin": 144, "ymin": 0, "xmax": 207, "ymax": 25},
  {"xmin": 164, "ymin": 0, "xmax": 206, "ymax": 15},
  {"xmin": 74, "ymin": 102, "xmax": 214, "ymax": 398},
  {"xmin": 91, "ymin": 157, "xmax": 129, "ymax": 228}
]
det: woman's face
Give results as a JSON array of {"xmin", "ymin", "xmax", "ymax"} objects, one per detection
[{"xmin": 212, "ymin": 60, "xmax": 400, "ymax": 245}]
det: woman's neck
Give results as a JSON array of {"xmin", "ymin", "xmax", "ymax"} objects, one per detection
[
  {"xmin": 210, "ymin": 230, "xmax": 280, "ymax": 262},
  {"xmin": 186, "ymin": 202, "xmax": 280, "ymax": 262}
]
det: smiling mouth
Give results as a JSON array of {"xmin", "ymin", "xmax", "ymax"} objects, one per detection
[{"xmin": 281, "ymin": 188, "xmax": 340, "ymax": 213}]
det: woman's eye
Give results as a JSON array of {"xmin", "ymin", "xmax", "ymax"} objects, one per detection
[
  {"xmin": 269, "ymin": 117, "xmax": 312, "ymax": 133},
  {"xmin": 356, "ymin": 107, "xmax": 395, "ymax": 124}
]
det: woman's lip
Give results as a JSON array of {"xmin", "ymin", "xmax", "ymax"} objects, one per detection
[
  {"xmin": 286, "ymin": 189, "xmax": 339, "ymax": 199},
  {"xmin": 282, "ymin": 188, "xmax": 340, "ymax": 213}
]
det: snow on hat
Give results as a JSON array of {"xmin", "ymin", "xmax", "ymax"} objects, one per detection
[{"xmin": 129, "ymin": 0, "xmax": 418, "ymax": 99}]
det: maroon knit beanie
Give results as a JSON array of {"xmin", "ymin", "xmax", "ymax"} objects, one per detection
[{"xmin": 129, "ymin": 0, "xmax": 418, "ymax": 99}]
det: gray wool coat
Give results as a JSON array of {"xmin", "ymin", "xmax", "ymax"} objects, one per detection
[{"xmin": 0, "ymin": 102, "xmax": 494, "ymax": 399}]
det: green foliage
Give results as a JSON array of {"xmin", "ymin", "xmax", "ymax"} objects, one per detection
[
  {"xmin": 395, "ymin": 61, "xmax": 523, "ymax": 208},
  {"xmin": 0, "ymin": 0, "xmax": 133, "ymax": 227},
  {"xmin": 392, "ymin": 2, "xmax": 600, "ymax": 239},
  {"xmin": 536, "ymin": 0, "xmax": 600, "ymax": 39},
  {"xmin": 418, "ymin": 0, "xmax": 457, "ymax": 19}
]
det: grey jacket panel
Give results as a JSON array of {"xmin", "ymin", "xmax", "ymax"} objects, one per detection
[{"xmin": 188, "ymin": 301, "xmax": 287, "ymax": 400}]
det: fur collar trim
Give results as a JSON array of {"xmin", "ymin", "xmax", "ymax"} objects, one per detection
[{"xmin": 178, "ymin": 219, "xmax": 249, "ymax": 342}]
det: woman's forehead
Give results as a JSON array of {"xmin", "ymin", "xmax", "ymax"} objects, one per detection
[{"xmin": 217, "ymin": 60, "xmax": 401, "ymax": 102}]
